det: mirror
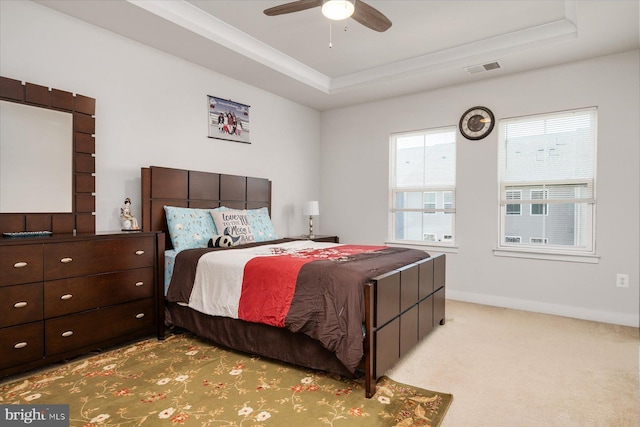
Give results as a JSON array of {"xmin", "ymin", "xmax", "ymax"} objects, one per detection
[
  {"xmin": 0, "ymin": 76, "xmax": 96, "ymax": 234},
  {"xmin": 0, "ymin": 100, "xmax": 73, "ymax": 212}
]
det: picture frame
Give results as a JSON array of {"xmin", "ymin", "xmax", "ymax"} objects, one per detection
[{"xmin": 208, "ymin": 95, "xmax": 251, "ymax": 144}]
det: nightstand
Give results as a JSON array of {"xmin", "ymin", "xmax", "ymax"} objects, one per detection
[{"xmin": 294, "ymin": 235, "xmax": 339, "ymax": 243}]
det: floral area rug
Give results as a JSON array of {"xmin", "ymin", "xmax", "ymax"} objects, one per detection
[{"xmin": 0, "ymin": 332, "xmax": 452, "ymax": 426}]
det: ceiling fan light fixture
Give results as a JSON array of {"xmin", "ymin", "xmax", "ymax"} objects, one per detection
[{"xmin": 322, "ymin": 0, "xmax": 355, "ymax": 21}]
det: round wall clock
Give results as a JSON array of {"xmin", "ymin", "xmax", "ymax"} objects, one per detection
[{"xmin": 459, "ymin": 106, "xmax": 495, "ymax": 140}]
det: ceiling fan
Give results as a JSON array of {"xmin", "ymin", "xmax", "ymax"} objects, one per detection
[{"xmin": 264, "ymin": 0, "xmax": 392, "ymax": 32}]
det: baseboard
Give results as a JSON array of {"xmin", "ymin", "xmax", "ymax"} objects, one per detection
[{"xmin": 446, "ymin": 289, "xmax": 640, "ymax": 328}]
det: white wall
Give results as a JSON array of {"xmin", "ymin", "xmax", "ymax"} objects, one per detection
[
  {"xmin": 320, "ymin": 51, "xmax": 640, "ymax": 326},
  {"xmin": 0, "ymin": 1, "xmax": 321, "ymax": 237}
]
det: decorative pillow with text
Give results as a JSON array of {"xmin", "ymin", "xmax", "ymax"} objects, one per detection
[{"xmin": 210, "ymin": 210, "xmax": 255, "ymax": 246}]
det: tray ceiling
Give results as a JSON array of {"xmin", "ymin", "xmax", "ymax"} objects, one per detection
[{"xmin": 35, "ymin": 0, "xmax": 639, "ymax": 110}]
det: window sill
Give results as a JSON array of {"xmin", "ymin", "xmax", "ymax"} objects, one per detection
[
  {"xmin": 385, "ymin": 240, "xmax": 459, "ymax": 254},
  {"xmin": 493, "ymin": 248, "xmax": 600, "ymax": 263}
]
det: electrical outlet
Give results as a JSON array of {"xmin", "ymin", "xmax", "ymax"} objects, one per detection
[{"xmin": 616, "ymin": 273, "xmax": 629, "ymax": 288}]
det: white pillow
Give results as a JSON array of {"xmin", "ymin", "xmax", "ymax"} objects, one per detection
[{"xmin": 210, "ymin": 210, "xmax": 255, "ymax": 246}]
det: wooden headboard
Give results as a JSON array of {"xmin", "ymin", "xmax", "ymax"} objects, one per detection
[{"xmin": 141, "ymin": 166, "xmax": 271, "ymax": 249}]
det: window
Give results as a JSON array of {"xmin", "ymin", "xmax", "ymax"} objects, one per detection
[
  {"xmin": 530, "ymin": 237, "xmax": 549, "ymax": 244},
  {"xmin": 423, "ymin": 192, "xmax": 436, "ymax": 213},
  {"xmin": 390, "ymin": 126, "xmax": 456, "ymax": 245},
  {"xmin": 498, "ymin": 108, "xmax": 597, "ymax": 254},
  {"xmin": 423, "ymin": 233, "xmax": 437, "ymax": 242},
  {"xmin": 530, "ymin": 189, "xmax": 548, "ymax": 216},
  {"xmin": 505, "ymin": 190, "xmax": 522, "ymax": 215},
  {"xmin": 443, "ymin": 191, "xmax": 453, "ymax": 213}
]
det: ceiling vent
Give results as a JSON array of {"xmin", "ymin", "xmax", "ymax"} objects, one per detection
[{"xmin": 464, "ymin": 61, "xmax": 502, "ymax": 75}]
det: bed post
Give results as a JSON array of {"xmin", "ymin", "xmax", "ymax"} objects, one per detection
[
  {"xmin": 141, "ymin": 167, "xmax": 151, "ymax": 231},
  {"xmin": 364, "ymin": 283, "xmax": 376, "ymax": 398},
  {"xmin": 155, "ymin": 231, "xmax": 166, "ymax": 340}
]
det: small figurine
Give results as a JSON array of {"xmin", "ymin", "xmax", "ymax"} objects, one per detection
[{"xmin": 120, "ymin": 198, "xmax": 139, "ymax": 230}]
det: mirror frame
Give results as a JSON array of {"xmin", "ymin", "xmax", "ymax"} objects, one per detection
[{"xmin": 0, "ymin": 76, "xmax": 96, "ymax": 234}]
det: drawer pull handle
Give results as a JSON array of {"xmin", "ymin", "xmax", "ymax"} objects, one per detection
[
  {"xmin": 14, "ymin": 342, "xmax": 28, "ymax": 349},
  {"xmin": 135, "ymin": 250, "xmax": 145, "ymax": 256},
  {"xmin": 61, "ymin": 331, "xmax": 74, "ymax": 337},
  {"xmin": 61, "ymin": 294, "xmax": 73, "ymax": 300},
  {"xmin": 60, "ymin": 257, "xmax": 73, "ymax": 264},
  {"xmin": 13, "ymin": 301, "xmax": 28, "ymax": 308},
  {"xmin": 135, "ymin": 281, "xmax": 144, "ymax": 287},
  {"xmin": 135, "ymin": 313, "xmax": 145, "ymax": 319},
  {"xmin": 13, "ymin": 261, "xmax": 28, "ymax": 268}
]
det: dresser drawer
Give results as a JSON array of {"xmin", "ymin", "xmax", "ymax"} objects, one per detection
[
  {"xmin": 45, "ymin": 298, "xmax": 154, "ymax": 356},
  {"xmin": 44, "ymin": 236, "xmax": 154, "ymax": 280},
  {"xmin": 0, "ymin": 322, "xmax": 44, "ymax": 370},
  {"xmin": 0, "ymin": 245, "xmax": 43, "ymax": 287},
  {"xmin": 44, "ymin": 267, "xmax": 154, "ymax": 318},
  {"xmin": 0, "ymin": 283, "xmax": 43, "ymax": 328}
]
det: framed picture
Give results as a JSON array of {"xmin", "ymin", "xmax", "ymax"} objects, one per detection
[{"xmin": 208, "ymin": 95, "xmax": 251, "ymax": 144}]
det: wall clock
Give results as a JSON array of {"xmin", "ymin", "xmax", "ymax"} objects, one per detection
[{"xmin": 459, "ymin": 106, "xmax": 495, "ymax": 140}]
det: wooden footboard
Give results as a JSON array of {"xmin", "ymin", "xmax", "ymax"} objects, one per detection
[{"xmin": 364, "ymin": 254, "xmax": 445, "ymax": 398}]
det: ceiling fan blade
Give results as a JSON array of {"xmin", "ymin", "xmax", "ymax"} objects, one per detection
[
  {"xmin": 263, "ymin": 0, "xmax": 322, "ymax": 16},
  {"xmin": 351, "ymin": 1, "xmax": 392, "ymax": 32}
]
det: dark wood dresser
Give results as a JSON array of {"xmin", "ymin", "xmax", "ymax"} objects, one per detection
[{"xmin": 0, "ymin": 231, "xmax": 165, "ymax": 377}]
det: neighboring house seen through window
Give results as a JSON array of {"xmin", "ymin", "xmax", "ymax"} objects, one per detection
[
  {"xmin": 498, "ymin": 107, "xmax": 597, "ymax": 254},
  {"xmin": 389, "ymin": 126, "xmax": 456, "ymax": 245}
]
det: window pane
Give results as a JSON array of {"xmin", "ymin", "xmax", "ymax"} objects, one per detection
[
  {"xmin": 393, "ymin": 211, "xmax": 424, "ymax": 241},
  {"xmin": 395, "ymin": 135, "xmax": 425, "ymax": 187},
  {"xmin": 506, "ymin": 190, "xmax": 521, "ymax": 215},
  {"xmin": 395, "ymin": 191, "xmax": 424, "ymax": 209},
  {"xmin": 531, "ymin": 203, "xmax": 547, "ymax": 215},
  {"xmin": 424, "ymin": 212, "xmax": 453, "ymax": 242},
  {"xmin": 503, "ymin": 202, "xmax": 591, "ymax": 248},
  {"xmin": 424, "ymin": 192, "xmax": 436, "ymax": 212},
  {"xmin": 393, "ymin": 129, "xmax": 456, "ymax": 188},
  {"xmin": 501, "ymin": 110, "xmax": 596, "ymax": 182},
  {"xmin": 530, "ymin": 190, "xmax": 548, "ymax": 216},
  {"xmin": 392, "ymin": 204, "xmax": 454, "ymax": 242},
  {"xmin": 506, "ymin": 204, "xmax": 521, "ymax": 215}
]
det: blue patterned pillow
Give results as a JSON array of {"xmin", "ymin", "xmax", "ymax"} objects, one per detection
[
  {"xmin": 246, "ymin": 207, "xmax": 278, "ymax": 242},
  {"xmin": 164, "ymin": 206, "xmax": 218, "ymax": 252}
]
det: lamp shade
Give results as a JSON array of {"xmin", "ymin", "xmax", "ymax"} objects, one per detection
[
  {"xmin": 321, "ymin": 0, "xmax": 355, "ymax": 20},
  {"xmin": 303, "ymin": 201, "xmax": 319, "ymax": 216}
]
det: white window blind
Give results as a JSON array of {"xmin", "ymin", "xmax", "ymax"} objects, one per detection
[
  {"xmin": 498, "ymin": 108, "xmax": 597, "ymax": 253},
  {"xmin": 390, "ymin": 126, "xmax": 456, "ymax": 245}
]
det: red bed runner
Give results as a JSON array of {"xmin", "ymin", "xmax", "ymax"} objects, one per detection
[{"xmin": 239, "ymin": 245, "xmax": 386, "ymax": 327}]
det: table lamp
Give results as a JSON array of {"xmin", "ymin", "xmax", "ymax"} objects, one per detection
[{"xmin": 303, "ymin": 201, "xmax": 319, "ymax": 239}]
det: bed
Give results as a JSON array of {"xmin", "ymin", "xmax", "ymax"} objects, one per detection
[{"xmin": 141, "ymin": 166, "xmax": 445, "ymax": 398}]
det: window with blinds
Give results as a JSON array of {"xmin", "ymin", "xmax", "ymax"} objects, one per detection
[
  {"xmin": 498, "ymin": 107, "xmax": 597, "ymax": 253},
  {"xmin": 390, "ymin": 126, "xmax": 456, "ymax": 245}
]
